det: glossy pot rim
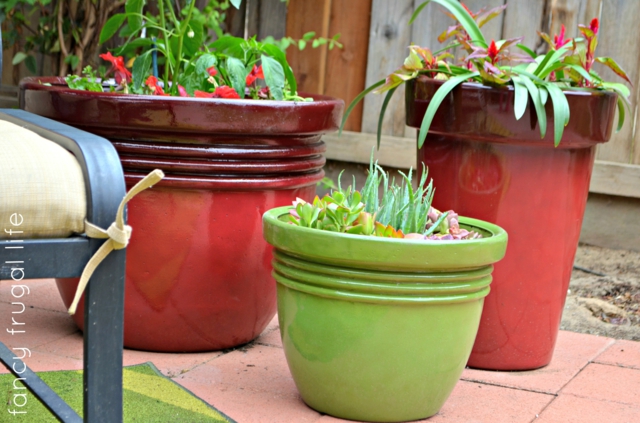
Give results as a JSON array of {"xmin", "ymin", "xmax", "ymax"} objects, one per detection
[
  {"xmin": 20, "ymin": 77, "xmax": 345, "ymax": 135},
  {"xmin": 20, "ymin": 76, "xmax": 343, "ymax": 105},
  {"xmin": 411, "ymin": 76, "xmax": 618, "ymax": 100},
  {"xmin": 263, "ymin": 206, "xmax": 508, "ymax": 271},
  {"xmin": 405, "ymin": 76, "xmax": 618, "ymax": 148}
]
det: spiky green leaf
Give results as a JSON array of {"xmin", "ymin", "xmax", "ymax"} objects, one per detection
[
  {"xmin": 517, "ymin": 74, "xmax": 547, "ymax": 139},
  {"xmin": 418, "ymin": 72, "xmax": 479, "ymax": 148},
  {"xmin": 595, "ymin": 57, "xmax": 632, "ymax": 85},
  {"xmin": 544, "ymin": 83, "xmax": 570, "ymax": 146},
  {"xmin": 411, "ymin": 0, "xmax": 487, "ymax": 47},
  {"xmin": 339, "ymin": 79, "xmax": 385, "ymax": 135},
  {"xmin": 513, "ymin": 77, "xmax": 528, "ymax": 120}
]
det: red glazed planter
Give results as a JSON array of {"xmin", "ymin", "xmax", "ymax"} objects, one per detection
[
  {"xmin": 21, "ymin": 77, "xmax": 343, "ymax": 352},
  {"xmin": 406, "ymin": 77, "xmax": 617, "ymax": 370}
]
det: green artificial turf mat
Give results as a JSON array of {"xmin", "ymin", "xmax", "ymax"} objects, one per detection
[{"xmin": 1, "ymin": 362, "xmax": 234, "ymax": 422}]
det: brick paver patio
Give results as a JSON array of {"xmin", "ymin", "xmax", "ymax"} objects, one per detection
[{"xmin": 2, "ymin": 279, "xmax": 639, "ymax": 422}]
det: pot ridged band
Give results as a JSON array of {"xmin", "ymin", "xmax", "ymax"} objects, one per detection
[{"xmin": 272, "ymin": 251, "xmax": 493, "ymax": 304}]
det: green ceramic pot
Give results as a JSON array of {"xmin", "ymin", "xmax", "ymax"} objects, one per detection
[{"xmin": 262, "ymin": 207, "xmax": 508, "ymax": 422}]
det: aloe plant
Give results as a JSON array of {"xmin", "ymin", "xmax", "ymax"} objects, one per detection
[{"xmin": 288, "ymin": 155, "xmax": 481, "ymax": 241}]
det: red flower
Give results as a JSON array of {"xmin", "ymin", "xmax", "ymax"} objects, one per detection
[
  {"xmin": 213, "ymin": 86, "xmax": 241, "ymax": 99},
  {"xmin": 178, "ymin": 85, "xmax": 189, "ymax": 97},
  {"xmin": 245, "ymin": 65, "xmax": 264, "ymax": 85},
  {"xmin": 194, "ymin": 90, "xmax": 214, "ymax": 98},
  {"xmin": 590, "ymin": 18, "xmax": 599, "ymax": 35},
  {"xmin": 145, "ymin": 76, "xmax": 168, "ymax": 96},
  {"xmin": 207, "ymin": 66, "xmax": 218, "ymax": 77},
  {"xmin": 99, "ymin": 52, "xmax": 132, "ymax": 84},
  {"xmin": 553, "ymin": 24, "xmax": 570, "ymax": 49},
  {"xmin": 193, "ymin": 86, "xmax": 241, "ymax": 99},
  {"xmin": 487, "ymin": 40, "xmax": 499, "ymax": 64}
]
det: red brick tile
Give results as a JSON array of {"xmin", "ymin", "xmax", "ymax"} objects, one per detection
[
  {"xmin": 462, "ymin": 330, "xmax": 614, "ymax": 394},
  {"xmin": 264, "ymin": 314, "xmax": 279, "ymax": 332},
  {"xmin": 316, "ymin": 381, "xmax": 553, "ymax": 423},
  {"xmin": 122, "ymin": 348, "xmax": 222, "ymax": 378},
  {"xmin": 195, "ymin": 386, "xmax": 322, "ymax": 423},
  {"xmin": 537, "ymin": 394, "xmax": 640, "ymax": 423},
  {"xmin": 424, "ymin": 381, "xmax": 553, "ymax": 423},
  {"xmin": 254, "ymin": 326, "xmax": 282, "ymax": 348},
  {"xmin": 0, "ymin": 279, "xmax": 67, "ymax": 313},
  {"xmin": 594, "ymin": 339, "xmax": 640, "ymax": 370},
  {"xmin": 0, "ymin": 303, "xmax": 77, "ymax": 349},
  {"xmin": 253, "ymin": 314, "xmax": 282, "ymax": 348},
  {"xmin": 29, "ymin": 322, "xmax": 224, "ymax": 378},
  {"xmin": 315, "ymin": 416, "xmax": 365, "ymax": 423},
  {"xmin": 0, "ymin": 350, "xmax": 83, "ymax": 374},
  {"xmin": 561, "ymin": 363, "xmax": 640, "ymax": 406},
  {"xmin": 34, "ymin": 331, "xmax": 83, "ymax": 359},
  {"xmin": 174, "ymin": 344, "xmax": 321, "ymax": 423}
]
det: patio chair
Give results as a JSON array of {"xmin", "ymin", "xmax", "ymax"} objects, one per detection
[
  {"xmin": 0, "ymin": 109, "xmax": 126, "ymax": 423},
  {"xmin": 0, "ymin": 37, "xmax": 162, "ymax": 421}
]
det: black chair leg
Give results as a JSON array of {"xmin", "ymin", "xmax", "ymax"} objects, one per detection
[{"xmin": 83, "ymin": 247, "xmax": 126, "ymax": 423}]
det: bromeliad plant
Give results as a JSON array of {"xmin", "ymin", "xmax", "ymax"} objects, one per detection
[
  {"xmin": 65, "ymin": 0, "xmax": 341, "ymax": 100},
  {"xmin": 289, "ymin": 158, "xmax": 481, "ymax": 241},
  {"xmin": 341, "ymin": 0, "xmax": 632, "ymax": 147}
]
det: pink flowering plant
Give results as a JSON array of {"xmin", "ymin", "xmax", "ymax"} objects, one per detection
[
  {"xmin": 342, "ymin": 0, "xmax": 631, "ymax": 147},
  {"xmin": 65, "ymin": 0, "xmax": 340, "ymax": 101}
]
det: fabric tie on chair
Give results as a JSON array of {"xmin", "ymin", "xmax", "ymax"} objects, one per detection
[{"xmin": 68, "ymin": 169, "xmax": 165, "ymax": 315}]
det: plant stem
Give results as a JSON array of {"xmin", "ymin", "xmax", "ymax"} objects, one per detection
[
  {"xmin": 158, "ymin": 0, "xmax": 171, "ymax": 84},
  {"xmin": 171, "ymin": 0, "xmax": 197, "ymax": 93}
]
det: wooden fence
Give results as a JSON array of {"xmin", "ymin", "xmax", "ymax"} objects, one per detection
[
  {"xmin": 3, "ymin": 0, "xmax": 639, "ymax": 197},
  {"xmin": 278, "ymin": 0, "xmax": 640, "ymax": 199}
]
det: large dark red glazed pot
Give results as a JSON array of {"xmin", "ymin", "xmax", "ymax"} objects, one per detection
[
  {"xmin": 406, "ymin": 76, "xmax": 617, "ymax": 370},
  {"xmin": 20, "ymin": 77, "xmax": 344, "ymax": 352}
]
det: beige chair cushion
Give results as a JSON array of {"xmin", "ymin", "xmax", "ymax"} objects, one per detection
[{"xmin": 0, "ymin": 120, "xmax": 86, "ymax": 239}]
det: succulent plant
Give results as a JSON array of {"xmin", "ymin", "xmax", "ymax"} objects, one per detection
[{"xmin": 288, "ymin": 156, "xmax": 481, "ymax": 241}]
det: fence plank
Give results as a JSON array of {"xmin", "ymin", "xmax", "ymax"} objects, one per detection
[
  {"xmin": 285, "ymin": 0, "xmax": 332, "ymax": 95},
  {"xmin": 323, "ymin": 131, "xmax": 415, "ymax": 169},
  {"xmin": 256, "ymin": 0, "xmax": 288, "ymax": 40},
  {"xmin": 225, "ymin": 1, "xmax": 247, "ymax": 37},
  {"xmin": 591, "ymin": 0, "xmax": 640, "ymax": 163},
  {"xmin": 502, "ymin": 0, "xmax": 546, "ymax": 50},
  {"xmin": 243, "ymin": 0, "xmax": 287, "ymax": 41},
  {"xmin": 361, "ymin": 0, "xmax": 414, "ymax": 136},
  {"xmin": 406, "ymin": 0, "xmax": 458, "ymax": 139},
  {"xmin": 549, "ymin": 0, "xmax": 584, "ymax": 39},
  {"xmin": 461, "ymin": 0, "xmax": 505, "ymax": 43},
  {"xmin": 324, "ymin": 0, "xmax": 373, "ymax": 132},
  {"xmin": 590, "ymin": 160, "xmax": 640, "ymax": 198},
  {"xmin": 324, "ymin": 131, "xmax": 640, "ymax": 199}
]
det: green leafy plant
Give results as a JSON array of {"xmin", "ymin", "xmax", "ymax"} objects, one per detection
[
  {"xmin": 61, "ymin": 0, "xmax": 339, "ymax": 100},
  {"xmin": 262, "ymin": 31, "xmax": 342, "ymax": 53},
  {"xmin": 65, "ymin": 65, "xmax": 103, "ymax": 92},
  {"xmin": 288, "ymin": 155, "xmax": 481, "ymax": 241},
  {"xmin": 341, "ymin": 0, "xmax": 632, "ymax": 148}
]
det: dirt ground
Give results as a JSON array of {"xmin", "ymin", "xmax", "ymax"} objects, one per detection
[{"xmin": 561, "ymin": 244, "xmax": 640, "ymax": 341}]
